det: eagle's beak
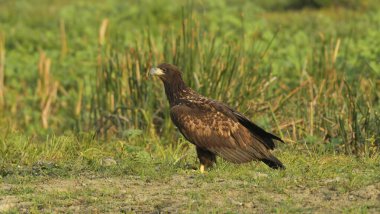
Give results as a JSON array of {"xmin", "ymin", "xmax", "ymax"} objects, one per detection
[{"xmin": 150, "ymin": 67, "xmax": 164, "ymax": 76}]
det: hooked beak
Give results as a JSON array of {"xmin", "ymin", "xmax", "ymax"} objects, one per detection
[{"xmin": 150, "ymin": 67, "xmax": 164, "ymax": 76}]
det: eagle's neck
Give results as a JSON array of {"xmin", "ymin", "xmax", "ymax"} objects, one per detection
[{"xmin": 163, "ymin": 78, "xmax": 188, "ymax": 107}]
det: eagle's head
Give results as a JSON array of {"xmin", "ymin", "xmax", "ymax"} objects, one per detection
[{"xmin": 150, "ymin": 63, "xmax": 182, "ymax": 83}]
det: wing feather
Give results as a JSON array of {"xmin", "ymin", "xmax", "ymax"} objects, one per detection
[
  {"xmin": 231, "ymin": 110, "xmax": 283, "ymax": 149},
  {"xmin": 170, "ymin": 102, "xmax": 273, "ymax": 163}
]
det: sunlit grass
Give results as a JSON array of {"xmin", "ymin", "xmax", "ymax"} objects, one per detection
[
  {"xmin": 0, "ymin": 1, "xmax": 378, "ymax": 156},
  {"xmin": 0, "ymin": 0, "xmax": 379, "ymax": 212},
  {"xmin": 0, "ymin": 133, "xmax": 379, "ymax": 212}
]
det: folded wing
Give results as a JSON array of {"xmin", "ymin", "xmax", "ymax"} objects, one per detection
[{"xmin": 170, "ymin": 101, "xmax": 283, "ymax": 167}]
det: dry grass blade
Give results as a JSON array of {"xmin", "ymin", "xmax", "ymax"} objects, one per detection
[
  {"xmin": 332, "ymin": 38, "xmax": 340, "ymax": 65},
  {"xmin": 0, "ymin": 33, "xmax": 5, "ymax": 110},
  {"xmin": 99, "ymin": 19, "xmax": 109, "ymax": 46},
  {"xmin": 273, "ymin": 80, "xmax": 310, "ymax": 112},
  {"xmin": 60, "ymin": 19, "xmax": 68, "ymax": 60},
  {"xmin": 37, "ymin": 52, "xmax": 59, "ymax": 129},
  {"xmin": 75, "ymin": 81, "xmax": 83, "ymax": 117}
]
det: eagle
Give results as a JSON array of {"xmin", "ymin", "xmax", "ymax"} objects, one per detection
[{"xmin": 150, "ymin": 63, "xmax": 285, "ymax": 172}]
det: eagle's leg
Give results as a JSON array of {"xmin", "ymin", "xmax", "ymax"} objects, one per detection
[{"xmin": 196, "ymin": 147, "xmax": 216, "ymax": 173}]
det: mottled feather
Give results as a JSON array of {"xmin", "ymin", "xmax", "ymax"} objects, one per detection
[{"xmin": 170, "ymin": 96, "xmax": 276, "ymax": 164}]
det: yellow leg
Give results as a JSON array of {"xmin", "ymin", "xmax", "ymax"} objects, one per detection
[{"xmin": 200, "ymin": 164, "xmax": 205, "ymax": 173}]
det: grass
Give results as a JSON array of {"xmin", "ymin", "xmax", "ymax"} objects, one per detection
[
  {"xmin": 0, "ymin": 0, "xmax": 380, "ymax": 212},
  {"xmin": 1, "ymin": 134, "xmax": 379, "ymax": 212}
]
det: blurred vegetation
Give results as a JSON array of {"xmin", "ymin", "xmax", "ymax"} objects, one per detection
[
  {"xmin": 0, "ymin": 0, "xmax": 379, "ymax": 158},
  {"xmin": 273, "ymin": 0, "xmax": 375, "ymax": 10}
]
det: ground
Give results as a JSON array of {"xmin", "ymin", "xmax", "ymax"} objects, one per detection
[
  {"xmin": 1, "ymin": 147, "xmax": 379, "ymax": 213},
  {"xmin": 2, "ymin": 176, "xmax": 380, "ymax": 213}
]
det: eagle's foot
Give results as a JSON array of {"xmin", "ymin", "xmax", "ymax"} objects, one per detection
[{"xmin": 200, "ymin": 164, "xmax": 205, "ymax": 173}]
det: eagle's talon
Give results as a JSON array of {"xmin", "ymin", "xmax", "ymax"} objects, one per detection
[{"xmin": 200, "ymin": 164, "xmax": 205, "ymax": 173}]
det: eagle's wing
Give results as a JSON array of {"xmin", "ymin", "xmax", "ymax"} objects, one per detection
[
  {"xmin": 228, "ymin": 108, "xmax": 283, "ymax": 150},
  {"xmin": 170, "ymin": 101, "xmax": 275, "ymax": 163}
]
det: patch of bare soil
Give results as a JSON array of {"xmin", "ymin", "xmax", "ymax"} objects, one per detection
[
  {"xmin": 1, "ymin": 175, "xmax": 380, "ymax": 213},
  {"xmin": 0, "ymin": 184, "xmax": 33, "ymax": 213}
]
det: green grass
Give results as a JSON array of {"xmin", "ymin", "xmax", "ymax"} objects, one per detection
[
  {"xmin": 1, "ymin": 134, "xmax": 379, "ymax": 212},
  {"xmin": 0, "ymin": 0, "xmax": 380, "ymax": 212}
]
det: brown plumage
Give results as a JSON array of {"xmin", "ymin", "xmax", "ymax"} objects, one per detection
[{"xmin": 150, "ymin": 63, "xmax": 285, "ymax": 171}]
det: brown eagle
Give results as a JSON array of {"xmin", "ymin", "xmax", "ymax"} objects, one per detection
[{"xmin": 150, "ymin": 63, "xmax": 285, "ymax": 172}]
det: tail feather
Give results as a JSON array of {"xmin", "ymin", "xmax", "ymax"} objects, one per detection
[{"xmin": 261, "ymin": 155, "xmax": 285, "ymax": 170}]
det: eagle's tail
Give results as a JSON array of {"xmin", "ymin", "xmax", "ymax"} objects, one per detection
[{"xmin": 261, "ymin": 155, "xmax": 285, "ymax": 169}]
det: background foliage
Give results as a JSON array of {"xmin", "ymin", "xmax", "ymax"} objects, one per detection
[{"xmin": 0, "ymin": 0, "xmax": 379, "ymax": 156}]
